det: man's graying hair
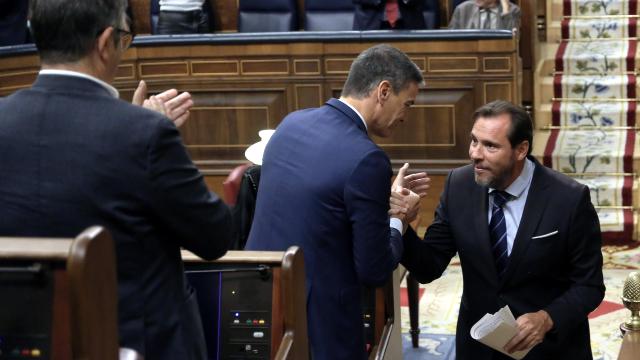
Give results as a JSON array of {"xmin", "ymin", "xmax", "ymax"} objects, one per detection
[
  {"xmin": 342, "ymin": 44, "xmax": 424, "ymax": 98},
  {"xmin": 30, "ymin": 0, "xmax": 128, "ymax": 64}
]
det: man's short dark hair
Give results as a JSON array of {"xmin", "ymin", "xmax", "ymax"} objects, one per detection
[
  {"xmin": 342, "ymin": 44, "xmax": 424, "ymax": 98},
  {"xmin": 472, "ymin": 100, "xmax": 533, "ymax": 156},
  {"xmin": 30, "ymin": 0, "xmax": 127, "ymax": 64}
]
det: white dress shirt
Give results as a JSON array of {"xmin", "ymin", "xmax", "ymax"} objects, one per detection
[{"xmin": 39, "ymin": 69, "xmax": 119, "ymax": 98}]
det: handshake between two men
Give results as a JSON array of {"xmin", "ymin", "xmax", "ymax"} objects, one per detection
[{"xmin": 389, "ymin": 163, "xmax": 430, "ymax": 233}]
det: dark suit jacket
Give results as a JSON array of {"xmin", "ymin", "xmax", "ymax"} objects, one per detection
[
  {"xmin": 402, "ymin": 158, "xmax": 604, "ymax": 360},
  {"xmin": 353, "ymin": 0, "xmax": 426, "ymax": 30},
  {"xmin": 245, "ymin": 98, "xmax": 402, "ymax": 360},
  {"xmin": 0, "ymin": 75, "xmax": 232, "ymax": 359}
]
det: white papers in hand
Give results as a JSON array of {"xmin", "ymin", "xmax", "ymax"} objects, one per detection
[{"xmin": 470, "ymin": 305, "xmax": 531, "ymax": 359}]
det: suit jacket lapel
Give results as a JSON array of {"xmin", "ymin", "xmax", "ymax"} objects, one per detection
[{"xmin": 500, "ymin": 160, "xmax": 551, "ymax": 286}]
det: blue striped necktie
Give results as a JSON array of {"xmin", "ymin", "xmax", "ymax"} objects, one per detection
[{"xmin": 489, "ymin": 190, "xmax": 512, "ymax": 277}]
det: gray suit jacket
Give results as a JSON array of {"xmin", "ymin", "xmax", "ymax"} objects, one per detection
[{"xmin": 449, "ymin": 0, "xmax": 520, "ymax": 30}]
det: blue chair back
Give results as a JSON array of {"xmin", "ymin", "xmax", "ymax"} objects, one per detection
[
  {"xmin": 304, "ymin": 0, "xmax": 355, "ymax": 31},
  {"xmin": 423, "ymin": 0, "xmax": 440, "ymax": 29},
  {"xmin": 238, "ymin": 0, "xmax": 298, "ymax": 32}
]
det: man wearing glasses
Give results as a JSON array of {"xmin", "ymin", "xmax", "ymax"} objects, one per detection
[{"xmin": 0, "ymin": 1, "xmax": 232, "ymax": 359}]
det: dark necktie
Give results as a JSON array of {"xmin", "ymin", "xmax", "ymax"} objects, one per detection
[
  {"xmin": 489, "ymin": 190, "xmax": 511, "ymax": 276},
  {"xmin": 385, "ymin": 0, "xmax": 400, "ymax": 28}
]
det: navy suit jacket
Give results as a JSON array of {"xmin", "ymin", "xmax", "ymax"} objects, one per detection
[
  {"xmin": 245, "ymin": 98, "xmax": 402, "ymax": 360},
  {"xmin": 402, "ymin": 159, "xmax": 605, "ymax": 359},
  {"xmin": 353, "ymin": 0, "xmax": 426, "ymax": 30},
  {"xmin": 0, "ymin": 75, "xmax": 232, "ymax": 359}
]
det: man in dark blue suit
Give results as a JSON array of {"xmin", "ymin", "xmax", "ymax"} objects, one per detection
[
  {"xmin": 0, "ymin": 0, "xmax": 231, "ymax": 359},
  {"xmin": 245, "ymin": 44, "xmax": 424, "ymax": 359}
]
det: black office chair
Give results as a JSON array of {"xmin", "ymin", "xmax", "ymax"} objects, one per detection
[
  {"xmin": 304, "ymin": 0, "xmax": 355, "ymax": 31},
  {"xmin": 238, "ymin": 0, "xmax": 299, "ymax": 32}
]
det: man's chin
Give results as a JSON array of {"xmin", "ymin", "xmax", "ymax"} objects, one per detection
[{"xmin": 474, "ymin": 174, "xmax": 493, "ymax": 187}]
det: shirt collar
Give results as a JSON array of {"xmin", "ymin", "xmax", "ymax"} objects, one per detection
[
  {"xmin": 489, "ymin": 158, "xmax": 535, "ymax": 198},
  {"xmin": 39, "ymin": 69, "xmax": 120, "ymax": 98},
  {"xmin": 337, "ymin": 98, "xmax": 368, "ymax": 130}
]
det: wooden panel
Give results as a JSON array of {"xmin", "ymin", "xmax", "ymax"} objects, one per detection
[
  {"xmin": 181, "ymin": 89, "xmax": 288, "ymax": 161},
  {"xmin": 325, "ymin": 58, "xmax": 353, "ymax": 74},
  {"xmin": 115, "ymin": 64, "xmax": 135, "ymax": 80},
  {"xmin": 0, "ymin": 70, "xmax": 38, "ymax": 92},
  {"xmin": 483, "ymin": 57, "xmax": 512, "ymax": 72},
  {"xmin": 428, "ymin": 57, "xmax": 478, "ymax": 72},
  {"xmin": 139, "ymin": 61, "xmax": 189, "ymax": 77},
  {"xmin": 484, "ymin": 82, "xmax": 513, "ymax": 103},
  {"xmin": 410, "ymin": 57, "xmax": 427, "ymax": 72},
  {"xmin": 240, "ymin": 60, "xmax": 289, "ymax": 75},
  {"xmin": 191, "ymin": 60, "xmax": 239, "ymax": 76},
  {"xmin": 295, "ymin": 84, "xmax": 323, "ymax": 110},
  {"xmin": 374, "ymin": 85, "xmax": 475, "ymax": 162},
  {"xmin": 294, "ymin": 59, "xmax": 321, "ymax": 75},
  {"xmin": 0, "ymin": 35, "xmax": 519, "ymax": 174}
]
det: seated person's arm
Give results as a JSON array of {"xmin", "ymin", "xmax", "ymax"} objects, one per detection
[{"xmin": 500, "ymin": 0, "xmax": 521, "ymax": 29}]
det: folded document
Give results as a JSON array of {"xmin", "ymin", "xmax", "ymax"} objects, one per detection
[{"xmin": 470, "ymin": 305, "xmax": 531, "ymax": 359}]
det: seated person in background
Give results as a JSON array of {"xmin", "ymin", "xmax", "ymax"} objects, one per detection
[
  {"xmin": 157, "ymin": 0, "xmax": 210, "ymax": 34},
  {"xmin": 0, "ymin": 0, "xmax": 29, "ymax": 46},
  {"xmin": 0, "ymin": 0, "xmax": 232, "ymax": 358},
  {"xmin": 449, "ymin": 0, "xmax": 520, "ymax": 30},
  {"xmin": 353, "ymin": 0, "xmax": 426, "ymax": 30}
]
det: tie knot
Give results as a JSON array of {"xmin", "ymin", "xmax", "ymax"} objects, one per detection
[{"xmin": 492, "ymin": 190, "xmax": 511, "ymax": 207}]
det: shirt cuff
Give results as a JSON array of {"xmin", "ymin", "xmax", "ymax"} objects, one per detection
[{"xmin": 390, "ymin": 217, "xmax": 404, "ymax": 234}]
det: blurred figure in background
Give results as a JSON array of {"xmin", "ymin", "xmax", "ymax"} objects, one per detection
[
  {"xmin": 449, "ymin": 0, "xmax": 520, "ymax": 30},
  {"xmin": 157, "ymin": 0, "xmax": 210, "ymax": 34},
  {"xmin": 353, "ymin": 0, "xmax": 426, "ymax": 30}
]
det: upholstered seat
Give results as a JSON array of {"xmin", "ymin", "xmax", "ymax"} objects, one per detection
[
  {"xmin": 304, "ymin": 0, "xmax": 355, "ymax": 31},
  {"xmin": 238, "ymin": 0, "xmax": 298, "ymax": 32}
]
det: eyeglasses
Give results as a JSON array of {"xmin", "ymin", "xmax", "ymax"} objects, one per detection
[{"xmin": 114, "ymin": 27, "xmax": 134, "ymax": 50}]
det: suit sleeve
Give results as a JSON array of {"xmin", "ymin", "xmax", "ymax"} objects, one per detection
[
  {"xmin": 146, "ymin": 119, "xmax": 232, "ymax": 260},
  {"xmin": 344, "ymin": 149, "xmax": 401, "ymax": 286},
  {"xmin": 353, "ymin": 0, "xmax": 383, "ymax": 6},
  {"xmin": 449, "ymin": 6, "xmax": 463, "ymax": 29},
  {"xmin": 543, "ymin": 186, "xmax": 605, "ymax": 340},
  {"xmin": 401, "ymin": 171, "xmax": 458, "ymax": 283}
]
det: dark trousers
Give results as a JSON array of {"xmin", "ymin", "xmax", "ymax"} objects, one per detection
[{"xmin": 157, "ymin": 10, "xmax": 209, "ymax": 34}]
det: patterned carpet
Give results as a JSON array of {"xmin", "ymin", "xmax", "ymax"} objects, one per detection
[{"xmin": 399, "ymin": 244, "xmax": 640, "ymax": 359}]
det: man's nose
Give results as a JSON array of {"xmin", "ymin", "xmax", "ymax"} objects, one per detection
[{"xmin": 469, "ymin": 146, "xmax": 482, "ymax": 160}]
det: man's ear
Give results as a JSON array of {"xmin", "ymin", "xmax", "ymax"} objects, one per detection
[
  {"xmin": 377, "ymin": 80, "xmax": 391, "ymax": 104},
  {"xmin": 516, "ymin": 140, "xmax": 529, "ymax": 161},
  {"xmin": 96, "ymin": 26, "xmax": 115, "ymax": 62}
]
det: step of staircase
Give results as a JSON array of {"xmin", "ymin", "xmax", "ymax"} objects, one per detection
[
  {"xmin": 548, "ymin": 0, "xmax": 639, "ymax": 23},
  {"xmin": 536, "ymin": 42, "xmax": 640, "ymax": 77},
  {"xmin": 538, "ymin": 75, "xmax": 638, "ymax": 104},
  {"xmin": 535, "ymin": 101, "xmax": 640, "ymax": 130},
  {"xmin": 547, "ymin": 18, "xmax": 637, "ymax": 43},
  {"xmin": 532, "ymin": 129, "xmax": 640, "ymax": 174}
]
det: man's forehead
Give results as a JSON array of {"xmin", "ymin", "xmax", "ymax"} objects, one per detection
[{"xmin": 472, "ymin": 115, "xmax": 511, "ymax": 137}]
